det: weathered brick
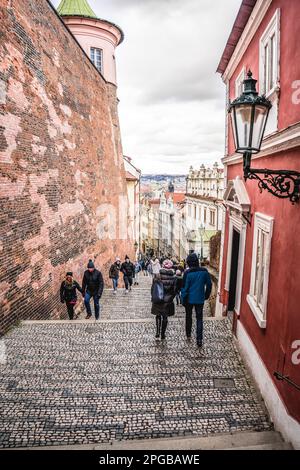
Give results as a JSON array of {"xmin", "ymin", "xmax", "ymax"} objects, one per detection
[{"xmin": 0, "ymin": 0, "xmax": 134, "ymax": 335}]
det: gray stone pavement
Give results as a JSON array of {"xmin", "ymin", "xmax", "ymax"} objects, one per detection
[{"xmin": 0, "ymin": 276, "xmax": 272, "ymax": 448}]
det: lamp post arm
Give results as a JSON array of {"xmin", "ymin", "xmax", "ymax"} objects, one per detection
[{"xmin": 243, "ymin": 152, "xmax": 300, "ymax": 203}]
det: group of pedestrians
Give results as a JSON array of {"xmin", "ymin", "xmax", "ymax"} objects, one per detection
[
  {"xmin": 60, "ymin": 259, "xmax": 104, "ymax": 321},
  {"xmin": 60, "ymin": 255, "xmax": 140, "ymax": 321},
  {"xmin": 151, "ymin": 253, "xmax": 212, "ymax": 347},
  {"xmin": 60, "ymin": 252, "xmax": 212, "ymax": 348}
]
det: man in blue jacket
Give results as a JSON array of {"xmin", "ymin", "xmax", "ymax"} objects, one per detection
[{"xmin": 181, "ymin": 253, "xmax": 212, "ymax": 347}]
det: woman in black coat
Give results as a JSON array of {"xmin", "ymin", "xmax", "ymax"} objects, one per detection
[
  {"xmin": 60, "ymin": 272, "xmax": 83, "ymax": 320},
  {"xmin": 151, "ymin": 260, "xmax": 176, "ymax": 340}
]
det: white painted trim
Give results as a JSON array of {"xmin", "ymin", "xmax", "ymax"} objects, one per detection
[
  {"xmin": 224, "ymin": 176, "xmax": 251, "ymax": 214},
  {"xmin": 222, "ymin": 121, "xmax": 300, "ymax": 166},
  {"xmin": 225, "ymin": 214, "xmax": 247, "ymax": 315},
  {"xmin": 236, "ymin": 321, "xmax": 300, "ymax": 450},
  {"xmin": 247, "ymin": 294, "xmax": 267, "ymax": 328},
  {"xmin": 222, "ymin": 0, "xmax": 273, "ymax": 81},
  {"xmin": 259, "ymin": 9, "xmax": 280, "ymax": 96},
  {"xmin": 216, "ymin": 206, "xmax": 226, "ymax": 318},
  {"xmin": 235, "ymin": 66, "xmax": 246, "ymax": 99},
  {"xmin": 248, "ymin": 212, "xmax": 274, "ymax": 327}
]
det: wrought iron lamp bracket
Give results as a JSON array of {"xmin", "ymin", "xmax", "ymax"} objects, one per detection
[{"xmin": 243, "ymin": 152, "xmax": 300, "ymax": 204}]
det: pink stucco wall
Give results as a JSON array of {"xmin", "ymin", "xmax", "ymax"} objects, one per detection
[{"xmin": 63, "ymin": 18, "xmax": 122, "ymax": 85}]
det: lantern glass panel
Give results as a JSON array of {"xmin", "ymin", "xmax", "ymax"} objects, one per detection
[
  {"xmin": 252, "ymin": 105, "xmax": 269, "ymax": 151},
  {"xmin": 230, "ymin": 112, "xmax": 238, "ymax": 150},
  {"xmin": 235, "ymin": 105, "xmax": 252, "ymax": 150}
]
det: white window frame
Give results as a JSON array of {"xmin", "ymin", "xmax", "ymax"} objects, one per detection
[
  {"xmin": 235, "ymin": 67, "xmax": 246, "ymax": 98},
  {"xmin": 247, "ymin": 213, "xmax": 274, "ymax": 328},
  {"xmin": 259, "ymin": 9, "xmax": 280, "ymax": 98},
  {"xmin": 90, "ymin": 47, "xmax": 103, "ymax": 73},
  {"xmin": 225, "ymin": 213, "xmax": 247, "ymax": 315}
]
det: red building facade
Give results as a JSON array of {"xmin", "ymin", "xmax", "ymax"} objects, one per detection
[{"xmin": 217, "ymin": 0, "xmax": 300, "ymax": 449}]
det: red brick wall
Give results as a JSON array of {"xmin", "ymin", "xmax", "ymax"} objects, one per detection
[{"xmin": 0, "ymin": 0, "xmax": 133, "ymax": 334}]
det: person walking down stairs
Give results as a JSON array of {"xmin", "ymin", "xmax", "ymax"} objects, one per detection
[
  {"xmin": 82, "ymin": 260, "xmax": 104, "ymax": 320},
  {"xmin": 121, "ymin": 256, "xmax": 135, "ymax": 293},
  {"xmin": 181, "ymin": 253, "xmax": 212, "ymax": 348},
  {"xmin": 151, "ymin": 259, "xmax": 176, "ymax": 340}
]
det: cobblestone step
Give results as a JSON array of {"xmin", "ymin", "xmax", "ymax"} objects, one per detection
[
  {"xmin": 10, "ymin": 430, "xmax": 291, "ymax": 450},
  {"xmin": 77, "ymin": 276, "xmax": 211, "ymax": 321},
  {"xmin": 0, "ymin": 274, "xmax": 290, "ymax": 449}
]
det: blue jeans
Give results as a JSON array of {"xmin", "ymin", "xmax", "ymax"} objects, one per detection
[
  {"xmin": 112, "ymin": 277, "xmax": 119, "ymax": 290},
  {"xmin": 185, "ymin": 304, "xmax": 204, "ymax": 343},
  {"xmin": 84, "ymin": 292, "xmax": 100, "ymax": 319}
]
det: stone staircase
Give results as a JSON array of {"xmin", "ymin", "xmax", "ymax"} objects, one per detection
[{"xmin": 0, "ymin": 275, "xmax": 292, "ymax": 450}]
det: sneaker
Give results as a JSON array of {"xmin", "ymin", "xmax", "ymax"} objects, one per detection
[
  {"xmin": 85, "ymin": 315, "xmax": 92, "ymax": 320},
  {"xmin": 125, "ymin": 290, "xmax": 129, "ymax": 294},
  {"xmin": 161, "ymin": 335, "xmax": 166, "ymax": 340},
  {"xmin": 113, "ymin": 290, "xmax": 117, "ymax": 295},
  {"xmin": 197, "ymin": 341, "xmax": 203, "ymax": 348},
  {"xmin": 186, "ymin": 336, "xmax": 191, "ymax": 341}
]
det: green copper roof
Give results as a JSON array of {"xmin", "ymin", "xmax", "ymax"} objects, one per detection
[{"xmin": 57, "ymin": 0, "xmax": 98, "ymax": 19}]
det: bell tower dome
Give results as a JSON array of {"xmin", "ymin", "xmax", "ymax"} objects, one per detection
[{"xmin": 57, "ymin": 0, "xmax": 124, "ymax": 85}]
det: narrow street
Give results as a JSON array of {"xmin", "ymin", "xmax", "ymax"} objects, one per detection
[{"xmin": 0, "ymin": 276, "xmax": 283, "ymax": 450}]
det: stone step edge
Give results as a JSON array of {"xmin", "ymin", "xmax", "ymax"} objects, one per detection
[
  {"xmin": 3, "ymin": 430, "xmax": 289, "ymax": 451},
  {"xmin": 21, "ymin": 317, "xmax": 223, "ymax": 326}
]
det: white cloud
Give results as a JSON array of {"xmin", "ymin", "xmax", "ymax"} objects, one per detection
[{"xmin": 52, "ymin": 0, "xmax": 241, "ymax": 174}]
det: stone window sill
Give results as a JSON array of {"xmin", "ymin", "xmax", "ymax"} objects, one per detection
[{"xmin": 247, "ymin": 294, "xmax": 267, "ymax": 329}]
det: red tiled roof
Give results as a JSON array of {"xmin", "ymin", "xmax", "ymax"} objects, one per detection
[
  {"xmin": 149, "ymin": 199, "xmax": 160, "ymax": 205},
  {"xmin": 165, "ymin": 192, "xmax": 186, "ymax": 203},
  {"xmin": 216, "ymin": 0, "xmax": 257, "ymax": 75}
]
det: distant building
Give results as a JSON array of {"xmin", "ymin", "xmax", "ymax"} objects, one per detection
[
  {"xmin": 185, "ymin": 163, "xmax": 224, "ymax": 260},
  {"xmin": 158, "ymin": 192, "xmax": 185, "ymax": 258},
  {"xmin": 124, "ymin": 156, "xmax": 141, "ymax": 256}
]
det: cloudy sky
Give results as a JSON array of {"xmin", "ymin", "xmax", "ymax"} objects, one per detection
[{"xmin": 52, "ymin": 0, "xmax": 241, "ymax": 174}]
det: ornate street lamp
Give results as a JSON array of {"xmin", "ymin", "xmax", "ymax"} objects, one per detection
[{"xmin": 229, "ymin": 70, "xmax": 300, "ymax": 204}]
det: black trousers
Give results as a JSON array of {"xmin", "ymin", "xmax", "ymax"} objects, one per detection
[
  {"xmin": 156, "ymin": 314, "xmax": 168, "ymax": 338},
  {"xmin": 66, "ymin": 303, "xmax": 75, "ymax": 320},
  {"xmin": 185, "ymin": 303, "xmax": 204, "ymax": 343},
  {"xmin": 124, "ymin": 275, "xmax": 133, "ymax": 290}
]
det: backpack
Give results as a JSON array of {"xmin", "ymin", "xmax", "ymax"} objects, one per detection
[{"xmin": 152, "ymin": 280, "xmax": 164, "ymax": 304}]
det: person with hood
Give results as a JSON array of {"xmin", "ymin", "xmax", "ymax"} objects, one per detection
[
  {"xmin": 60, "ymin": 272, "xmax": 83, "ymax": 320},
  {"xmin": 181, "ymin": 253, "xmax": 212, "ymax": 347},
  {"xmin": 121, "ymin": 256, "xmax": 135, "ymax": 293},
  {"xmin": 82, "ymin": 259, "xmax": 104, "ymax": 320},
  {"xmin": 151, "ymin": 259, "xmax": 176, "ymax": 340},
  {"xmin": 109, "ymin": 257, "xmax": 121, "ymax": 293},
  {"xmin": 151, "ymin": 257, "xmax": 161, "ymax": 276}
]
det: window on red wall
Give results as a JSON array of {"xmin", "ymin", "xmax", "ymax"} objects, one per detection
[
  {"xmin": 259, "ymin": 10, "xmax": 280, "ymax": 97},
  {"xmin": 247, "ymin": 213, "xmax": 274, "ymax": 329}
]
